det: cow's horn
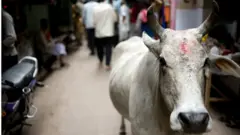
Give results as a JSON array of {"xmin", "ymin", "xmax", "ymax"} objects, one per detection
[
  {"xmin": 147, "ymin": 1, "xmax": 164, "ymax": 39},
  {"xmin": 197, "ymin": 0, "xmax": 220, "ymax": 36}
]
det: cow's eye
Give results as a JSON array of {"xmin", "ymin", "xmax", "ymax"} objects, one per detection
[{"xmin": 160, "ymin": 57, "xmax": 167, "ymax": 66}]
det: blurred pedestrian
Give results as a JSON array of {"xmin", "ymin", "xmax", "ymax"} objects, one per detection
[
  {"xmin": 75, "ymin": 0, "xmax": 84, "ymax": 15},
  {"xmin": 2, "ymin": 9, "xmax": 18, "ymax": 73},
  {"xmin": 109, "ymin": 0, "xmax": 119, "ymax": 47},
  {"xmin": 46, "ymin": 26, "xmax": 68, "ymax": 68},
  {"xmin": 83, "ymin": 0, "xmax": 98, "ymax": 55},
  {"xmin": 158, "ymin": 0, "xmax": 167, "ymax": 29},
  {"xmin": 74, "ymin": 13, "xmax": 84, "ymax": 46},
  {"xmin": 53, "ymin": 39, "xmax": 68, "ymax": 67},
  {"xmin": 93, "ymin": 0, "xmax": 117, "ymax": 70},
  {"xmin": 118, "ymin": 0, "xmax": 130, "ymax": 41},
  {"xmin": 76, "ymin": 0, "xmax": 85, "ymax": 43},
  {"xmin": 129, "ymin": 2, "xmax": 139, "ymax": 37},
  {"xmin": 210, "ymin": 42, "xmax": 232, "ymax": 56},
  {"xmin": 136, "ymin": 3, "xmax": 154, "ymax": 38},
  {"xmin": 210, "ymin": 43, "xmax": 222, "ymax": 55}
]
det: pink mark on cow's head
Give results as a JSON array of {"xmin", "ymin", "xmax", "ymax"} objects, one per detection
[{"xmin": 179, "ymin": 41, "xmax": 190, "ymax": 54}]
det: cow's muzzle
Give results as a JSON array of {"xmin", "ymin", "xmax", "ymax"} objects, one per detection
[{"xmin": 178, "ymin": 112, "xmax": 210, "ymax": 134}]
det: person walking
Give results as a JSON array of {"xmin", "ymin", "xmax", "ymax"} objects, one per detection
[
  {"xmin": 74, "ymin": 13, "xmax": 83, "ymax": 46},
  {"xmin": 118, "ymin": 0, "xmax": 130, "ymax": 42},
  {"xmin": 82, "ymin": 0, "xmax": 98, "ymax": 55},
  {"xmin": 2, "ymin": 9, "xmax": 18, "ymax": 73},
  {"xmin": 129, "ymin": 2, "xmax": 139, "ymax": 37},
  {"xmin": 136, "ymin": 1, "xmax": 163, "ymax": 39},
  {"xmin": 93, "ymin": 0, "xmax": 117, "ymax": 70},
  {"xmin": 74, "ymin": 0, "xmax": 85, "ymax": 46},
  {"xmin": 136, "ymin": 3, "xmax": 154, "ymax": 38},
  {"xmin": 75, "ymin": 0, "xmax": 84, "ymax": 15},
  {"xmin": 109, "ymin": 0, "xmax": 119, "ymax": 47}
]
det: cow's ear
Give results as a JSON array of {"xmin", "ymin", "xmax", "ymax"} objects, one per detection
[
  {"xmin": 142, "ymin": 32, "xmax": 161, "ymax": 58},
  {"xmin": 209, "ymin": 54, "xmax": 240, "ymax": 78}
]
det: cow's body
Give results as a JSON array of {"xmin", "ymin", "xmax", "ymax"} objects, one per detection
[
  {"xmin": 110, "ymin": 36, "xmax": 148, "ymax": 118},
  {"xmin": 110, "ymin": 37, "xmax": 169, "ymax": 134}
]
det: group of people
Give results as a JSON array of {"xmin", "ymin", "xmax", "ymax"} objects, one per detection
[
  {"xmin": 2, "ymin": 8, "xmax": 68, "ymax": 76},
  {"xmin": 2, "ymin": 0, "xmax": 165, "ymax": 73},
  {"xmin": 81, "ymin": 0, "xmax": 165, "ymax": 70}
]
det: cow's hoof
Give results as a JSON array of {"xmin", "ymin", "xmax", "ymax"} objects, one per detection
[{"xmin": 119, "ymin": 131, "xmax": 126, "ymax": 135}]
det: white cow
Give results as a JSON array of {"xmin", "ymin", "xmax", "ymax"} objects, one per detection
[{"xmin": 109, "ymin": 1, "xmax": 240, "ymax": 135}]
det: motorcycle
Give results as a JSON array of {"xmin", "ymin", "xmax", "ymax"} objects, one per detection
[{"xmin": 2, "ymin": 56, "xmax": 38, "ymax": 135}]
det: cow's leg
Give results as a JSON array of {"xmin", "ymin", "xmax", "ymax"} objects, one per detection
[{"xmin": 119, "ymin": 116, "xmax": 126, "ymax": 135}]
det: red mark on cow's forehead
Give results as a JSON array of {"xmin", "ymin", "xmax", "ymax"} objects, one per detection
[{"xmin": 179, "ymin": 39, "xmax": 190, "ymax": 54}]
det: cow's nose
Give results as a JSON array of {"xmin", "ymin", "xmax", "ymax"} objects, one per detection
[{"xmin": 178, "ymin": 112, "xmax": 209, "ymax": 133}]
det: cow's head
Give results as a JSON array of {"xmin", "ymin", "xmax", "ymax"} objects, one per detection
[{"xmin": 143, "ymin": 0, "xmax": 240, "ymax": 134}]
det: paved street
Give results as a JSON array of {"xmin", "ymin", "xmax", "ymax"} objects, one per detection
[
  {"xmin": 23, "ymin": 44, "xmax": 239, "ymax": 135},
  {"xmin": 23, "ymin": 45, "xmax": 130, "ymax": 135}
]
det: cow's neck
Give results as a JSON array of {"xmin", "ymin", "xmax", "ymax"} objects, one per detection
[{"xmin": 144, "ymin": 52, "xmax": 172, "ymax": 132}]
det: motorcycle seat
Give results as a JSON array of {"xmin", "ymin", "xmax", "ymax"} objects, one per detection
[{"xmin": 2, "ymin": 62, "xmax": 35, "ymax": 89}]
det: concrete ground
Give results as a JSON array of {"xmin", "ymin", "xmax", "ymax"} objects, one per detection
[{"xmin": 23, "ymin": 45, "xmax": 240, "ymax": 135}]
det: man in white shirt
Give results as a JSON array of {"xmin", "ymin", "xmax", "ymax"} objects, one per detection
[
  {"xmin": 83, "ymin": 0, "xmax": 98, "ymax": 55},
  {"xmin": 93, "ymin": 0, "xmax": 117, "ymax": 70}
]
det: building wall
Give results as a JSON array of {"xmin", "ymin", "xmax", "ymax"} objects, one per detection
[
  {"xmin": 24, "ymin": 5, "xmax": 49, "ymax": 32},
  {"xmin": 175, "ymin": 0, "xmax": 204, "ymax": 30},
  {"xmin": 170, "ymin": 0, "xmax": 176, "ymax": 29},
  {"xmin": 175, "ymin": 0, "xmax": 238, "ymax": 38},
  {"xmin": 48, "ymin": 0, "xmax": 73, "ymax": 36},
  {"xmin": 226, "ymin": 21, "xmax": 237, "ymax": 40},
  {"xmin": 16, "ymin": 5, "xmax": 49, "ymax": 59},
  {"xmin": 176, "ymin": 8, "xmax": 203, "ymax": 30}
]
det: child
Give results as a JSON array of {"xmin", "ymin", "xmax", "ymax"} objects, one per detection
[{"xmin": 53, "ymin": 38, "xmax": 68, "ymax": 67}]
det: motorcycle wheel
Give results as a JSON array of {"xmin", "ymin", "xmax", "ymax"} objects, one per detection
[
  {"xmin": 3, "ymin": 125, "xmax": 23, "ymax": 135},
  {"xmin": 2, "ymin": 122, "xmax": 23, "ymax": 135}
]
